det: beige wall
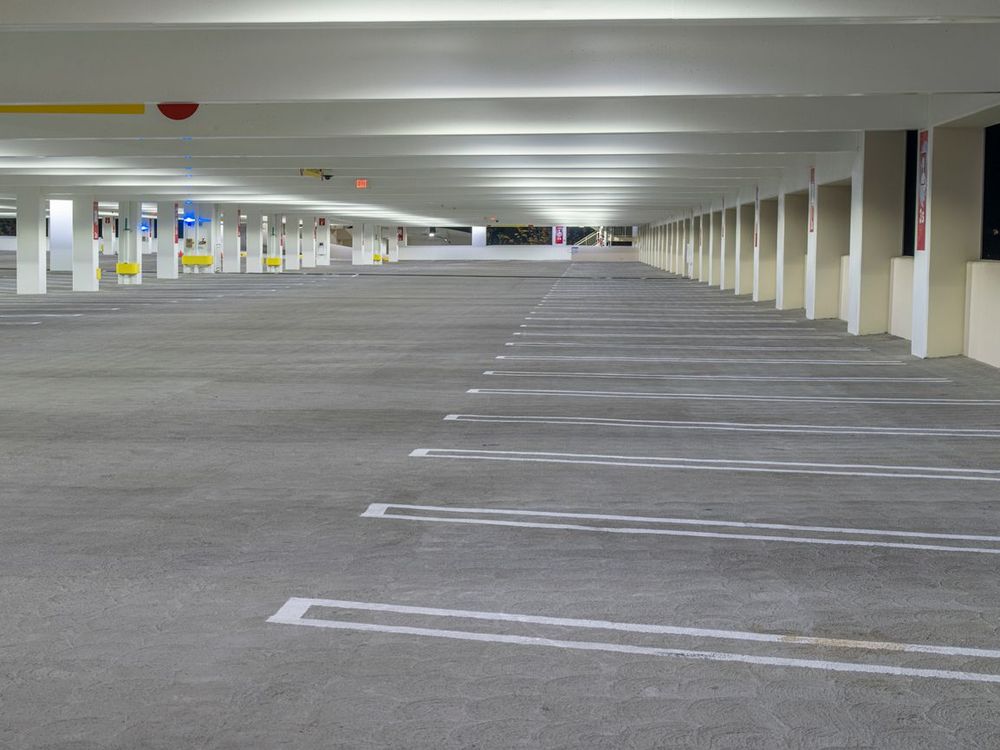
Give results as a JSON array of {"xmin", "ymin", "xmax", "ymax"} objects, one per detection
[
  {"xmin": 777, "ymin": 192, "xmax": 808, "ymax": 310},
  {"xmin": 889, "ymin": 256, "xmax": 914, "ymax": 340},
  {"xmin": 754, "ymin": 198, "xmax": 778, "ymax": 302},
  {"xmin": 807, "ymin": 184, "xmax": 851, "ymax": 319},
  {"xmin": 965, "ymin": 261, "xmax": 1000, "ymax": 369}
]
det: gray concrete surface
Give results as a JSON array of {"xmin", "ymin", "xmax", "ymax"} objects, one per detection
[{"xmin": 1, "ymin": 260, "xmax": 1000, "ymax": 749}]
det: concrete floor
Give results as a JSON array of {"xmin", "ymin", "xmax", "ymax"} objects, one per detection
[{"xmin": 2, "ymin": 259, "xmax": 1000, "ymax": 749}]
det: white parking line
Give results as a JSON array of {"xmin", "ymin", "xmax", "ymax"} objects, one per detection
[
  {"xmin": 443, "ymin": 413, "xmax": 1000, "ymax": 438},
  {"xmin": 267, "ymin": 596, "xmax": 1000, "ymax": 684},
  {"xmin": 410, "ymin": 448, "xmax": 1000, "ymax": 482},
  {"xmin": 362, "ymin": 502, "xmax": 1000, "ymax": 555},
  {"xmin": 468, "ymin": 388, "xmax": 977, "ymax": 405},
  {"xmin": 482, "ymin": 370, "xmax": 950, "ymax": 384},
  {"xmin": 505, "ymin": 343, "xmax": 870, "ymax": 352},
  {"xmin": 496, "ymin": 355, "xmax": 905, "ymax": 366},
  {"xmin": 512, "ymin": 332, "xmax": 842, "ymax": 340}
]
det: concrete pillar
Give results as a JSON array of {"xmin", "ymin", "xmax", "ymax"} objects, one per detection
[
  {"xmin": 848, "ymin": 131, "xmax": 907, "ymax": 335},
  {"xmin": 472, "ymin": 226, "xmax": 487, "ymax": 247},
  {"xmin": 698, "ymin": 213, "xmax": 708, "ymax": 282},
  {"xmin": 181, "ymin": 205, "xmax": 196, "ymax": 273},
  {"xmin": 245, "ymin": 209, "xmax": 264, "ymax": 273},
  {"xmin": 806, "ymin": 185, "xmax": 851, "ymax": 319},
  {"xmin": 49, "ymin": 199, "xmax": 73, "ymax": 273},
  {"xmin": 284, "ymin": 216, "xmax": 301, "ymax": 271},
  {"xmin": 316, "ymin": 217, "xmax": 332, "ymax": 265},
  {"xmin": 735, "ymin": 203, "xmax": 755, "ymax": 295},
  {"xmin": 709, "ymin": 211, "xmax": 722, "ymax": 286},
  {"xmin": 221, "ymin": 204, "xmax": 241, "ymax": 273},
  {"xmin": 662, "ymin": 225, "xmax": 669, "ymax": 270},
  {"xmin": 16, "ymin": 188, "xmax": 46, "ymax": 294},
  {"xmin": 302, "ymin": 217, "xmax": 318, "ymax": 268},
  {"xmin": 721, "ymin": 206, "xmax": 737, "ymax": 291},
  {"xmin": 352, "ymin": 224, "xmax": 372, "ymax": 265},
  {"xmin": 387, "ymin": 226, "xmax": 401, "ymax": 263},
  {"xmin": 265, "ymin": 213, "xmax": 283, "ymax": 273},
  {"xmin": 156, "ymin": 202, "xmax": 179, "ymax": 279},
  {"xmin": 912, "ymin": 127, "xmax": 985, "ymax": 358},
  {"xmin": 673, "ymin": 221, "xmax": 682, "ymax": 274},
  {"xmin": 70, "ymin": 196, "xmax": 100, "ymax": 292},
  {"xmin": 691, "ymin": 216, "xmax": 701, "ymax": 279},
  {"xmin": 116, "ymin": 200, "xmax": 142, "ymax": 285},
  {"xmin": 754, "ymin": 198, "xmax": 778, "ymax": 302},
  {"xmin": 777, "ymin": 191, "xmax": 808, "ymax": 310}
]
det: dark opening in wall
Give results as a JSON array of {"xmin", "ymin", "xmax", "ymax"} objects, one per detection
[
  {"xmin": 982, "ymin": 123, "xmax": 1000, "ymax": 261},
  {"xmin": 902, "ymin": 130, "xmax": 918, "ymax": 257}
]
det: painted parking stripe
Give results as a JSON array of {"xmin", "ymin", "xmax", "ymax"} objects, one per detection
[
  {"xmin": 444, "ymin": 413, "xmax": 1000, "ymax": 438},
  {"xmin": 362, "ymin": 502, "xmax": 1000, "ymax": 555},
  {"xmin": 482, "ymin": 370, "xmax": 950, "ymax": 384},
  {"xmin": 513, "ymin": 331, "xmax": 841, "ymax": 340},
  {"xmin": 496, "ymin": 355, "xmax": 905, "ymax": 366},
  {"xmin": 520, "ymin": 324, "xmax": 817, "ymax": 331},
  {"xmin": 505, "ymin": 343, "xmax": 871, "ymax": 352},
  {"xmin": 0, "ymin": 321, "xmax": 42, "ymax": 326},
  {"xmin": 468, "ymin": 387, "xmax": 995, "ymax": 406},
  {"xmin": 410, "ymin": 448, "xmax": 1000, "ymax": 483},
  {"xmin": 268, "ymin": 597, "xmax": 1000, "ymax": 684}
]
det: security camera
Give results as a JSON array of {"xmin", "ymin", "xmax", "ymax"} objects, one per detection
[{"xmin": 322, "ymin": 174, "xmax": 333, "ymax": 181}]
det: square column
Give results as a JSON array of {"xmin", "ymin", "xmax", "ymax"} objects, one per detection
[
  {"xmin": 912, "ymin": 127, "xmax": 985, "ymax": 358},
  {"xmin": 316, "ymin": 217, "xmax": 332, "ymax": 265},
  {"xmin": 735, "ymin": 203, "xmax": 755, "ymax": 295},
  {"xmin": 848, "ymin": 131, "xmax": 907, "ymax": 335},
  {"xmin": 156, "ymin": 202, "xmax": 179, "ymax": 279},
  {"xmin": 221, "ymin": 204, "xmax": 241, "ymax": 273},
  {"xmin": 302, "ymin": 218, "xmax": 318, "ymax": 268},
  {"xmin": 284, "ymin": 216, "xmax": 301, "ymax": 270},
  {"xmin": 265, "ymin": 214, "xmax": 283, "ymax": 273},
  {"xmin": 352, "ymin": 223, "xmax": 377, "ymax": 265},
  {"xmin": 754, "ymin": 198, "xmax": 778, "ymax": 302},
  {"xmin": 71, "ymin": 196, "xmax": 100, "ymax": 292},
  {"xmin": 16, "ymin": 188, "xmax": 46, "ymax": 295},
  {"xmin": 116, "ymin": 200, "xmax": 142, "ymax": 285},
  {"xmin": 49, "ymin": 199, "xmax": 74, "ymax": 273},
  {"xmin": 806, "ymin": 185, "xmax": 851, "ymax": 319},
  {"xmin": 709, "ymin": 211, "xmax": 722, "ymax": 286},
  {"xmin": 721, "ymin": 207, "xmax": 737, "ymax": 291},
  {"xmin": 697, "ymin": 214, "xmax": 708, "ymax": 282},
  {"xmin": 245, "ymin": 209, "xmax": 264, "ymax": 273}
]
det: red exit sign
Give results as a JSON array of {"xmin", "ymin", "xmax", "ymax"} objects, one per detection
[{"xmin": 355, "ymin": 178, "xmax": 369, "ymax": 190}]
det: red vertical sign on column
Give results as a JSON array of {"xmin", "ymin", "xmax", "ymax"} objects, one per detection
[
  {"xmin": 554, "ymin": 226, "xmax": 565, "ymax": 245},
  {"xmin": 916, "ymin": 129, "xmax": 929, "ymax": 252},
  {"xmin": 808, "ymin": 168, "xmax": 817, "ymax": 233}
]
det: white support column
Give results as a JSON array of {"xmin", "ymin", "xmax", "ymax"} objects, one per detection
[
  {"xmin": 302, "ymin": 217, "xmax": 318, "ymax": 268},
  {"xmin": 697, "ymin": 213, "xmax": 708, "ymax": 282},
  {"xmin": 912, "ymin": 127, "xmax": 985, "ymax": 359},
  {"xmin": 721, "ymin": 206, "xmax": 736, "ymax": 291},
  {"xmin": 315, "ymin": 217, "xmax": 332, "ymax": 265},
  {"xmin": 472, "ymin": 226, "xmax": 487, "ymax": 247},
  {"xmin": 245, "ymin": 209, "xmax": 264, "ymax": 273},
  {"xmin": 71, "ymin": 196, "xmax": 100, "ymax": 292},
  {"xmin": 285, "ymin": 215, "xmax": 301, "ymax": 270},
  {"xmin": 221, "ymin": 204, "xmax": 241, "ymax": 273},
  {"xmin": 116, "ymin": 200, "xmax": 142, "ymax": 285},
  {"xmin": 806, "ymin": 184, "xmax": 851, "ymax": 319},
  {"xmin": 49, "ymin": 199, "xmax": 73, "ymax": 273},
  {"xmin": 709, "ymin": 211, "xmax": 721, "ymax": 286},
  {"xmin": 848, "ymin": 131, "xmax": 907, "ymax": 335},
  {"xmin": 387, "ymin": 226, "xmax": 401, "ymax": 263},
  {"xmin": 265, "ymin": 213, "xmax": 283, "ymax": 273},
  {"xmin": 156, "ymin": 201, "xmax": 179, "ymax": 279},
  {"xmin": 16, "ymin": 188, "xmax": 46, "ymax": 295},
  {"xmin": 208, "ymin": 204, "xmax": 221, "ymax": 272},
  {"xmin": 754, "ymin": 198, "xmax": 778, "ymax": 302},
  {"xmin": 776, "ymin": 191, "xmax": 808, "ymax": 310},
  {"xmin": 352, "ymin": 223, "xmax": 377, "ymax": 265}
]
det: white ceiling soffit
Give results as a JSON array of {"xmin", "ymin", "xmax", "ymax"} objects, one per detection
[{"xmin": 3, "ymin": 0, "xmax": 1000, "ymax": 25}]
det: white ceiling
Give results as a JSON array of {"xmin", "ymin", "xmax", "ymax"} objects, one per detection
[{"xmin": 0, "ymin": 1, "xmax": 998, "ymax": 226}]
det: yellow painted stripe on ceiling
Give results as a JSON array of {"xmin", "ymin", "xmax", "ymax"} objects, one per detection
[{"xmin": 0, "ymin": 104, "xmax": 146, "ymax": 115}]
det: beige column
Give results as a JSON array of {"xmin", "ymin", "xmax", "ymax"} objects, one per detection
[
  {"xmin": 15, "ymin": 188, "xmax": 46, "ymax": 294},
  {"xmin": 754, "ymin": 198, "xmax": 778, "ymax": 302},
  {"xmin": 848, "ymin": 131, "xmax": 907, "ymax": 335},
  {"xmin": 806, "ymin": 184, "xmax": 851, "ymax": 319},
  {"xmin": 735, "ymin": 203, "xmax": 755, "ymax": 295},
  {"xmin": 776, "ymin": 191, "xmax": 808, "ymax": 310},
  {"xmin": 912, "ymin": 127, "xmax": 985, "ymax": 358}
]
